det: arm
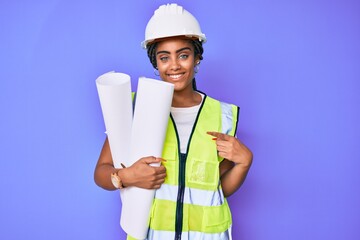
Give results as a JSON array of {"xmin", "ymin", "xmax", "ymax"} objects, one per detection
[
  {"xmin": 94, "ymin": 137, "xmax": 167, "ymax": 190},
  {"xmin": 208, "ymin": 132, "xmax": 253, "ymax": 197}
]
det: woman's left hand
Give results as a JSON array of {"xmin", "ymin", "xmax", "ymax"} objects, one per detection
[{"xmin": 207, "ymin": 131, "xmax": 253, "ymax": 168}]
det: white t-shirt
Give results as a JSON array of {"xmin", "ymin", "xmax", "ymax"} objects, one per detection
[{"xmin": 170, "ymin": 93, "xmax": 204, "ymax": 154}]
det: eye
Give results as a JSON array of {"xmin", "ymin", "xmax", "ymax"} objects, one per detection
[
  {"xmin": 159, "ymin": 56, "xmax": 169, "ymax": 62},
  {"xmin": 179, "ymin": 54, "xmax": 189, "ymax": 60}
]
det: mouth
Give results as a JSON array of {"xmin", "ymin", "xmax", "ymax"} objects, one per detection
[{"xmin": 167, "ymin": 73, "xmax": 184, "ymax": 80}]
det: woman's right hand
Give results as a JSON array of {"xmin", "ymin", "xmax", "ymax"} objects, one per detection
[{"xmin": 120, "ymin": 157, "xmax": 166, "ymax": 189}]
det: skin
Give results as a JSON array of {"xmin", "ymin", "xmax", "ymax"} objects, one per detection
[
  {"xmin": 207, "ymin": 131, "xmax": 253, "ymax": 197},
  {"xmin": 94, "ymin": 37, "xmax": 253, "ymax": 197}
]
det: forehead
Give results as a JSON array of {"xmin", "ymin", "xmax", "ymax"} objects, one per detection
[{"xmin": 156, "ymin": 37, "xmax": 194, "ymax": 52}]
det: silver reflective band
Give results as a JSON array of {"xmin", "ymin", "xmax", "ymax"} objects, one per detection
[
  {"xmin": 147, "ymin": 228, "xmax": 232, "ymax": 240},
  {"xmin": 154, "ymin": 183, "xmax": 225, "ymax": 206},
  {"xmin": 220, "ymin": 102, "xmax": 234, "ymax": 135}
]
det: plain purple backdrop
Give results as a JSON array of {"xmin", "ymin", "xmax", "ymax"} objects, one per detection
[{"xmin": 1, "ymin": 0, "xmax": 359, "ymax": 239}]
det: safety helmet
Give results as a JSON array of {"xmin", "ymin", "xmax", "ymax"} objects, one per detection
[{"xmin": 141, "ymin": 3, "xmax": 206, "ymax": 49}]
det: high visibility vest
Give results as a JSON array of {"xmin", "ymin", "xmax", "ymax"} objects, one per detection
[{"xmin": 146, "ymin": 93, "xmax": 239, "ymax": 240}]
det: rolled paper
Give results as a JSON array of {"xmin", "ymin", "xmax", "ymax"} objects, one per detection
[
  {"xmin": 95, "ymin": 72, "xmax": 132, "ymax": 169},
  {"xmin": 120, "ymin": 77, "xmax": 174, "ymax": 239}
]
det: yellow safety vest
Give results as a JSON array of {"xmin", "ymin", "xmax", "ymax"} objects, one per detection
[{"xmin": 128, "ymin": 93, "xmax": 239, "ymax": 240}]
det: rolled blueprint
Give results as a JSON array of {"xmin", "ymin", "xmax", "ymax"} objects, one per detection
[
  {"xmin": 120, "ymin": 77, "xmax": 174, "ymax": 239},
  {"xmin": 95, "ymin": 72, "xmax": 132, "ymax": 169}
]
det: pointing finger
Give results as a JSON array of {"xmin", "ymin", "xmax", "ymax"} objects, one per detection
[{"xmin": 207, "ymin": 131, "xmax": 231, "ymax": 141}]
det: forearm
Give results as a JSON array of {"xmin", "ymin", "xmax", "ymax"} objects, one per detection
[
  {"xmin": 94, "ymin": 138, "xmax": 166, "ymax": 190},
  {"xmin": 221, "ymin": 163, "xmax": 251, "ymax": 197},
  {"xmin": 94, "ymin": 163, "xmax": 119, "ymax": 191}
]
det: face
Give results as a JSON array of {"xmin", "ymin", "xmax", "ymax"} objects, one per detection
[{"xmin": 155, "ymin": 38, "xmax": 200, "ymax": 92}]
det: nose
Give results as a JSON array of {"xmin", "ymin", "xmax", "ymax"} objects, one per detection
[{"xmin": 170, "ymin": 59, "xmax": 180, "ymax": 71}]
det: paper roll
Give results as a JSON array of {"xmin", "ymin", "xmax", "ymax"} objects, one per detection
[
  {"xmin": 120, "ymin": 77, "xmax": 174, "ymax": 239},
  {"xmin": 95, "ymin": 72, "xmax": 133, "ymax": 169}
]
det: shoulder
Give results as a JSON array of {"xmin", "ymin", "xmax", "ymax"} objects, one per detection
[
  {"xmin": 199, "ymin": 91, "xmax": 239, "ymax": 135},
  {"xmin": 199, "ymin": 91, "xmax": 239, "ymax": 109}
]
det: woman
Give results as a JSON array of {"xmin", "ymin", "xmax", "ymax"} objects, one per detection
[{"xmin": 94, "ymin": 3, "xmax": 253, "ymax": 240}]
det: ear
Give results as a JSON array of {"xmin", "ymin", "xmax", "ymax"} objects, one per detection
[{"xmin": 194, "ymin": 55, "xmax": 201, "ymax": 65}]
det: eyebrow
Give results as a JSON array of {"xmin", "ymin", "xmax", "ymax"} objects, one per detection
[{"xmin": 156, "ymin": 47, "xmax": 192, "ymax": 55}]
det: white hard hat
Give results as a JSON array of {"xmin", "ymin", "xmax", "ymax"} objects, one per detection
[{"xmin": 141, "ymin": 3, "xmax": 206, "ymax": 49}]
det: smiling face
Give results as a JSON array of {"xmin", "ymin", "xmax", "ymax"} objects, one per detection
[{"xmin": 155, "ymin": 38, "xmax": 200, "ymax": 93}]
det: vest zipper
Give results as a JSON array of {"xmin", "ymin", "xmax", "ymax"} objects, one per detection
[
  {"xmin": 171, "ymin": 114, "xmax": 185, "ymax": 240},
  {"xmin": 175, "ymin": 153, "xmax": 186, "ymax": 240},
  {"xmin": 171, "ymin": 93, "xmax": 207, "ymax": 240}
]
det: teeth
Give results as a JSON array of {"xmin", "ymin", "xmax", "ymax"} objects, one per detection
[{"xmin": 169, "ymin": 74, "xmax": 182, "ymax": 79}]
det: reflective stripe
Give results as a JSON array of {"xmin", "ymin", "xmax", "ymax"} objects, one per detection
[
  {"xmin": 148, "ymin": 228, "xmax": 232, "ymax": 240},
  {"xmin": 155, "ymin": 183, "xmax": 224, "ymax": 206},
  {"xmin": 220, "ymin": 102, "xmax": 234, "ymax": 135},
  {"xmin": 149, "ymin": 199, "xmax": 231, "ymax": 233}
]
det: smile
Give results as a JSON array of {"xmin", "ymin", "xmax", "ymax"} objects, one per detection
[{"xmin": 168, "ymin": 74, "xmax": 184, "ymax": 80}]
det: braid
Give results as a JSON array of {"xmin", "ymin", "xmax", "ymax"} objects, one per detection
[
  {"xmin": 147, "ymin": 42, "xmax": 158, "ymax": 69},
  {"xmin": 191, "ymin": 40, "xmax": 203, "ymax": 91},
  {"xmin": 192, "ymin": 40, "xmax": 204, "ymax": 61}
]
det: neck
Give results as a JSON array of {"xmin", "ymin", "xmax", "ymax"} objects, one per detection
[{"xmin": 172, "ymin": 90, "xmax": 201, "ymax": 108}]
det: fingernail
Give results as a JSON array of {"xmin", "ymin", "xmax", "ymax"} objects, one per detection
[{"xmin": 212, "ymin": 138, "xmax": 217, "ymax": 140}]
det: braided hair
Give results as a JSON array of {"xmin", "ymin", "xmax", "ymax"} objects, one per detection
[{"xmin": 146, "ymin": 39, "xmax": 204, "ymax": 90}]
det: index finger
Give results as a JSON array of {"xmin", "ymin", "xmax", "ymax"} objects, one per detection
[{"xmin": 206, "ymin": 131, "xmax": 231, "ymax": 141}]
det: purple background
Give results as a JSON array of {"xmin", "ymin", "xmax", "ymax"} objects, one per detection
[{"xmin": 1, "ymin": 0, "xmax": 359, "ymax": 239}]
